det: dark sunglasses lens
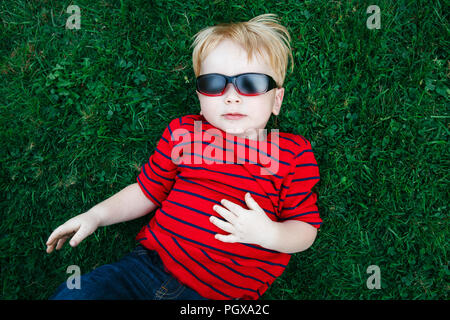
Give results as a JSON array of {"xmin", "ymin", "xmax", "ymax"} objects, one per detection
[
  {"xmin": 197, "ymin": 75, "xmax": 226, "ymax": 94},
  {"xmin": 236, "ymin": 74, "xmax": 269, "ymax": 94}
]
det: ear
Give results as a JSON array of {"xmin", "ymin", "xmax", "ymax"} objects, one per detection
[{"xmin": 272, "ymin": 87, "xmax": 284, "ymax": 116}]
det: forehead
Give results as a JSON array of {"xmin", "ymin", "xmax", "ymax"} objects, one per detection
[{"xmin": 199, "ymin": 39, "xmax": 273, "ymax": 76}]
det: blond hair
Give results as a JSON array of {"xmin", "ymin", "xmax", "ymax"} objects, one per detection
[{"xmin": 191, "ymin": 13, "xmax": 294, "ymax": 87}]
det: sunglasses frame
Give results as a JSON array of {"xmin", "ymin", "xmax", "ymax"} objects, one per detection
[{"xmin": 196, "ymin": 72, "xmax": 279, "ymax": 97}]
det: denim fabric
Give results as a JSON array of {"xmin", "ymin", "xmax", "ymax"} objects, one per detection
[{"xmin": 49, "ymin": 245, "xmax": 207, "ymax": 300}]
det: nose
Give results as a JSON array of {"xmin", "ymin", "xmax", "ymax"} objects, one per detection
[{"xmin": 224, "ymin": 83, "xmax": 241, "ymax": 104}]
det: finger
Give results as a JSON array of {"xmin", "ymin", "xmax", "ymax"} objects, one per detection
[
  {"xmin": 244, "ymin": 193, "xmax": 263, "ymax": 212},
  {"xmin": 69, "ymin": 225, "xmax": 92, "ymax": 247},
  {"xmin": 215, "ymin": 233, "xmax": 238, "ymax": 243},
  {"xmin": 46, "ymin": 232, "xmax": 72, "ymax": 253},
  {"xmin": 46, "ymin": 223, "xmax": 75, "ymax": 246},
  {"xmin": 213, "ymin": 205, "xmax": 237, "ymax": 224},
  {"xmin": 220, "ymin": 199, "xmax": 245, "ymax": 216},
  {"xmin": 46, "ymin": 228, "xmax": 62, "ymax": 246},
  {"xmin": 55, "ymin": 237, "xmax": 69, "ymax": 250},
  {"xmin": 46, "ymin": 233, "xmax": 63, "ymax": 248},
  {"xmin": 47, "ymin": 228, "xmax": 75, "ymax": 248},
  {"xmin": 46, "ymin": 243, "xmax": 55, "ymax": 254},
  {"xmin": 209, "ymin": 216, "xmax": 235, "ymax": 233}
]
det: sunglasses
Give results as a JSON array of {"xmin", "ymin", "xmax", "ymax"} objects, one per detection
[{"xmin": 196, "ymin": 73, "xmax": 279, "ymax": 96}]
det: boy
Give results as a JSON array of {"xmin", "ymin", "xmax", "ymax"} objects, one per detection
[{"xmin": 46, "ymin": 13, "xmax": 322, "ymax": 300}]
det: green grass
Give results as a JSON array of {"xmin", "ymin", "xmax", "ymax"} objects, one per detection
[{"xmin": 1, "ymin": 0, "xmax": 448, "ymax": 300}]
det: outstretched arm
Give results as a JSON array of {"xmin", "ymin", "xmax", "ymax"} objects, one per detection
[{"xmin": 46, "ymin": 183, "xmax": 156, "ymax": 253}]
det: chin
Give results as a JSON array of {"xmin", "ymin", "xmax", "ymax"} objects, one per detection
[{"xmin": 224, "ymin": 128, "xmax": 246, "ymax": 135}]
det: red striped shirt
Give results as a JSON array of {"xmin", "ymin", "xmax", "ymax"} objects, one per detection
[{"xmin": 136, "ymin": 114, "xmax": 322, "ymax": 299}]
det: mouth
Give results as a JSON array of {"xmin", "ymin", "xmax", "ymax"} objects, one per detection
[{"xmin": 222, "ymin": 113, "xmax": 246, "ymax": 120}]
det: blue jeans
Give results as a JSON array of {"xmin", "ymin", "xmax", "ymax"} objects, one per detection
[{"xmin": 49, "ymin": 245, "xmax": 207, "ymax": 300}]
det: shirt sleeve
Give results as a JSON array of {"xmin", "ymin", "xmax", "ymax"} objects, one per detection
[
  {"xmin": 136, "ymin": 118, "xmax": 180, "ymax": 207},
  {"xmin": 278, "ymin": 138, "xmax": 322, "ymax": 228}
]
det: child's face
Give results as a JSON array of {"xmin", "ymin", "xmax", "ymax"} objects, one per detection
[{"xmin": 196, "ymin": 39, "xmax": 284, "ymax": 140}]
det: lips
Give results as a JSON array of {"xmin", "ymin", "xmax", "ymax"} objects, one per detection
[{"xmin": 223, "ymin": 113, "xmax": 246, "ymax": 120}]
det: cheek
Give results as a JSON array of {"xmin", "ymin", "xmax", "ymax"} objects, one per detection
[
  {"xmin": 247, "ymin": 97, "xmax": 274, "ymax": 116},
  {"xmin": 199, "ymin": 99, "xmax": 222, "ymax": 117},
  {"xmin": 198, "ymin": 95, "xmax": 212, "ymax": 108}
]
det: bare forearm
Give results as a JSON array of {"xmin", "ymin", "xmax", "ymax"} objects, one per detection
[
  {"xmin": 264, "ymin": 220, "xmax": 317, "ymax": 254},
  {"xmin": 88, "ymin": 183, "xmax": 157, "ymax": 227}
]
